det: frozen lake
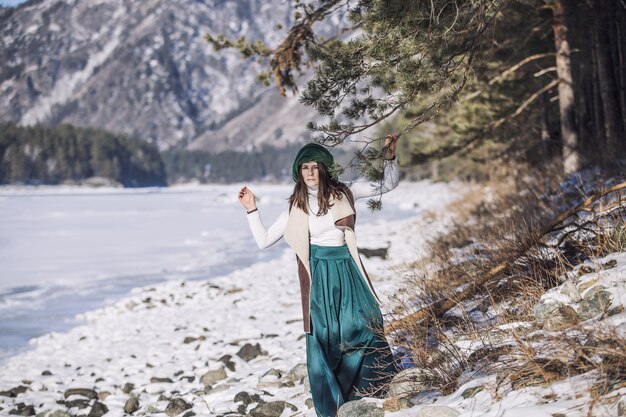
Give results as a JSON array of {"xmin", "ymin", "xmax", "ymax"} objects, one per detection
[{"xmin": 0, "ymin": 183, "xmax": 414, "ymax": 363}]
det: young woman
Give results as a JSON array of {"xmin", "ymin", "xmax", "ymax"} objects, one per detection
[{"xmin": 238, "ymin": 136, "xmax": 400, "ymax": 417}]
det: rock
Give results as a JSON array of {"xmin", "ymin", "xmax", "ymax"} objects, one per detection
[
  {"xmin": 533, "ymin": 302, "xmax": 562, "ymax": 324},
  {"xmin": 97, "ymin": 391, "xmax": 111, "ymax": 401},
  {"xmin": 358, "ymin": 246, "xmax": 389, "ymax": 259},
  {"xmin": 415, "ymin": 406, "xmax": 461, "ymax": 417},
  {"xmin": 461, "ymin": 386, "xmax": 484, "ymax": 399},
  {"xmin": 64, "ymin": 399, "xmax": 91, "ymax": 409},
  {"xmin": 305, "ymin": 398, "xmax": 314, "ymax": 409},
  {"xmin": 182, "ymin": 412, "xmax": 196, "ymax": 417},
  {"xmin": 233, "ymin": 391, "xmax": 253, "ymax": 406},
  {"xmin": 122, "ymin": 382, "xmax": 135, "ymax": 394},
  {"xmin": 63, "ymin": 388, "xmax": 97, "ymax": 400},
  {"xmin": 0, "ymin": 390, "xmax": 16, "ymax": 398},
  {"xmin": 125, "ymin": 396, "xmax": 140, "ymax": 414},
  {"xmin": 602, "ymin": 259, "xmax": 618, "ymax": 270},
  {"xmin": 8, "ymin": 404, "xmax": 36, "ymax": 416},
  {"xmin": 87, "ymin": 402, "xmax": 108, "ymax": 417},
  {"xmin": 303, "ymin": 374, "xmax": 310, "ymax": 395},
  {"xmin": 200, "ymin": 367, "xmax": 227, "ymax": 386},
  {"xmin": 560, "ymin": 280, "xmax": 582, "ymax": 302},
  {"xmin": 337, "ymin": 400, "xmax": 384, "ymax": 417},
  {"xmin": 236, "ymin": 343, "xmax": 266, "ymax": 362},
  {"xmin": 578, "ymin": 265, "xmax": 597, "ymax": 275},
  {"xmin": 249, "ymin": 401, "xmax": 296, "ymax": 417},
  {"xmin": 150, "ymin": 377, "xmax": 174, "ymax": 383},
  {"xmin": 218, "ymin": 355, "xmax": 237, "ymax": 372},
  {"xmin": 49, "ymin": 411, "xmax": 71, "ymax": 417},
  {"xmin": 542, "ymin": 305, "xmax": 580, "ymax": 331},
  {"xmin": 618, "ymin": 398, "xmax": 625, "ymax": 416},
  {"xmin": 204, "ymin": 384, "xmax": 230, "ymax": 395},
  {"xmin": 383, "ymin": 397, "xmax": 401, "ymax": 412},
  {"xmin": 257, "ymin": 368, "xmax": 282, "ymax": 389},
  {"xmin": 41, "ymin": 371, "xmax": 52, "ymax": 376},
  {"xmin": 165, "ymin": 398, "xmax": 192, "ymax": 417},
  {"xmin": 387, "ymin": 368, "xmax": 428, "ymax": 408},
  {"xmin": 285, "ymin": 363, "xmax": 308, "ymax": 384},
  {"xmin": 579, "ymin": 286, "xmax": 613, "ymax": 320}
]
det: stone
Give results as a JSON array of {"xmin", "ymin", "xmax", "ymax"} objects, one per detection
[
  {"xmin": 560, "ymin": 280, "xmax": 582, "ymax": 302},
  {"xmin": 87, "ymin": 402, "xmax": 108, "ymax": 417},
  {"xmin": 236, "ymin": 343, "xmax": 266, "ymax": 362},
  {"xmin": 337, "ymin": 400, "xmax": 384, "ymax": 417},
  {"xmin": 415, "ymin": 406, "xmax": 461, "ymax": 417},
  {"xmin": 602, "ymin": 259, "xmax": 618, "ymax": 270},
  {"xmin": 165, "ymin": 398, "xmax": 192, "ymax": 417},
  {"xmin": 124, "ymin": 396, "xmax": 140, "ymax": 414},
  {"xmin": 64, "ymin": 399, "xmax": 91, "ymax": 409},
  {"xmin": 533, "ymin": 302, "xmax": 561, "ymax": 324},
  {"xmin": 122, "ymin": 382, "xmax": 135, "ymax": 394},
  {"xmin": 383, "ymin": 397, "xmax": 401, "ymax": 412},
  {"xmin": 303, "ymin": 375, "xmax": 310, "ymax": 395},
  {"xmin": 218, "ymin": 355, "xmax": 236, "ymax": 372},
  {"xmin": 461, "ymin": 386, "xmax": 484, "ymax": 399},
  {"xmin": 233, "ymin": 391, "xmax": 253, "ymax": 406},
  {"xmin": 63, "ymin": 388, "xmax": 97, "ymax": 400},
  {"xmin": 200, "ymin": 367, "xmax": 227, "ymax": 386},
  {"xmin": 204, "ymin": 384, "xmax": 230, "ymax": 395},
  {"xmin": 97, "ymin": 391, "xmax": 111, "ymax": 401},
  {"xmin": 387, "ymin": 368, "xmax": 428, "ymax": 408},
  {"xmin": 542, "ymin": 305, "xmax": 580, "ymax": 331},
  {"xmin": 41, "ymin": 371, "xmax": 53, "ymax": 376},
  {"xmin": 182, "ymin": 412, "xmax": 196, "ymax": 417},
  {"xmin": 285, "ymin": 363, "xmax": 308, "ymax": 384},
  {"xmin": 305, "ymin": 398, "xmax": 314, "ymax": 409},
  {"xmin": 249, "ymin": 401, "xmax": 296, "ymax": 417},
  {"xmin": 618, "ymin": 398, "xmax": 625, "ymax": 416},
  {"xmin": 579, "ymin": 286, "xmax": 613, "ymax": 320},
  {"xmin": 49, "ymin": 411, "xmax": 71, "ymax": 417},
  {"xmin": 150, "ymin": 377, "xmax": 174, "ymax": 384},
  {"xmin": 8, "ymin": 404, "xmax": 36, "ymax": 416},
  {"xmin": 257, "ymin": 368, "xmax": 283, "ymax": 389}
]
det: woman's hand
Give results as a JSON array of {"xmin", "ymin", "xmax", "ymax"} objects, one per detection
[
  {"xmin": 384, "ymin": 134, "xmax": 399, "ymax": 160},
  {"xmin": 238, "ymin": 186, "xmax": 257, "ymax": 212}
]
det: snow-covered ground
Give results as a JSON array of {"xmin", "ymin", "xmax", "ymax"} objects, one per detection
[
  {"xmin": 0, "ymin": 180, "xmax": 463, "ymax": 416},
  {"xmin": 1, "ymin": 180, "xmax": 623, "ymax": 417}
]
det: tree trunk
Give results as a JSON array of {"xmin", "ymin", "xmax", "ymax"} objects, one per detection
[
  {"xmin": 593, "ymin": 3, "xmax": 624, "ymax": 158},
  {"xmin": 551, "ymin": 0, "xmax": 580, "ymax": 174}
]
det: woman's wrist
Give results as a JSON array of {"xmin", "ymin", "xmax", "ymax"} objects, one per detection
[
  {"xmin": 384, "ymin": 155, "xmax": 396, "ymax": 161},
  {"xmin": 246, "ymin": 207, "xmax": 258, "ymax": 214}
]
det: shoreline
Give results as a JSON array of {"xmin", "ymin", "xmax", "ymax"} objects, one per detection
[{"xmin": 0, "ymin": 181, "xmax": 466, "ymax": 417}]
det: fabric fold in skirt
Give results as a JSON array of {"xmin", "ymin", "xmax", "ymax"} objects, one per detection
[{"xmin": 306, "ymin": 244, "xmax": 397, "ymax": 417}]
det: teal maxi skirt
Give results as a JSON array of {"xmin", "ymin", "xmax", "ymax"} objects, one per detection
[{"xmin": 306, "ymin": 245, "xmax": 397, "ymax": 417}]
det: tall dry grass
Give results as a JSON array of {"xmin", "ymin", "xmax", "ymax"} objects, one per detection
[{"xmin": 384, "ymin": 166, "xmax": 626, "ymax": 412}]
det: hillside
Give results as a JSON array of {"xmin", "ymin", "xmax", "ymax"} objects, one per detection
[{"xmin": 0, "ymin": 0, "xmax": 322, "ymax": 151}]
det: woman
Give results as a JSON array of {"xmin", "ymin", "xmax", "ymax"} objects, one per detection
[{"xmin": 238, "ymin": 136, "xmax": 400, "ymax": 417}]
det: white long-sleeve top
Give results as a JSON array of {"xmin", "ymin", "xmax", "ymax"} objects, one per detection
[{"xmin": 247, "ymin": 159, "xmax": 399, "ymax": 249}]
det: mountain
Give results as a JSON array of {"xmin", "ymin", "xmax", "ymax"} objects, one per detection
[{"xmin": 0, "ymin": 0, "xmax": 320, "ymax": 151}]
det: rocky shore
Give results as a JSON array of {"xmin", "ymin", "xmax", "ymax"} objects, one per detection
[{"xmin": 0, "ymin": 182, "xmax": 464, "ymax": 417}]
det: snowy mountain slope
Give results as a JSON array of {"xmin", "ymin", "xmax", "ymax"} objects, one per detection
[{"xmin": 0, "ymin": 0, "xmax": 320, "ymax": 150}]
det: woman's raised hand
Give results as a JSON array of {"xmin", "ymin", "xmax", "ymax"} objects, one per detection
[
  {"xmin": 238, "ymin": 186, "xmax": 257, "ymax": 212},
  {"xmin": 384, "ymin": 134, "xmax": 399, "ymax": 160}
]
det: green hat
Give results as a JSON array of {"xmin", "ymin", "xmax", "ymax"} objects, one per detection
[{"xmin": 291, "ymin": 143, "xmax": 335, "ymax": 182}]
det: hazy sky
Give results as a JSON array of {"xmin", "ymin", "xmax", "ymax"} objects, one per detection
[{"xmin": 0, "ymin": 0, "xmax": 27, "ymax": 6}]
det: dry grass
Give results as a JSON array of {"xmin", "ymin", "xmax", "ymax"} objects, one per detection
[{"xmin": 384, "ymin": 166, "xmax": 626, "ymax": 410}]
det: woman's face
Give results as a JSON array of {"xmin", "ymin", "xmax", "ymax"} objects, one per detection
[{"xmin": 301, "ymin": 161, "xmax": 320, "ymax": 188}]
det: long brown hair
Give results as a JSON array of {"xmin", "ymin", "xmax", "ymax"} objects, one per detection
[{"xmin": 288, "ymin": 162, "xmax": 350, "ymax": 215}]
